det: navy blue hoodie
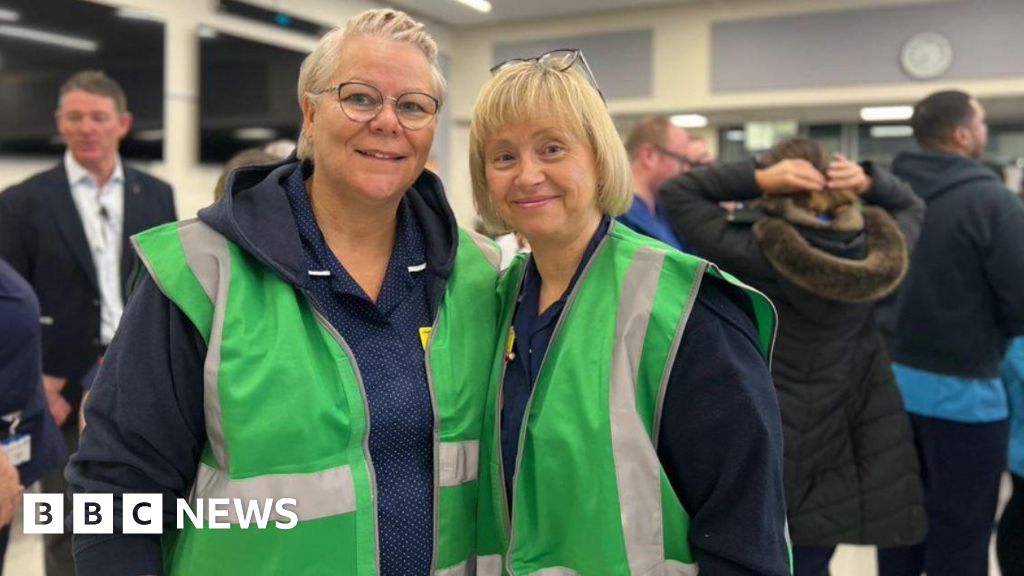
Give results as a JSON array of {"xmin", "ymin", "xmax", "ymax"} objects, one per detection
[
  {"xmin": 886, "ymin": 149, "xmax": 1024, "ymax": 378},
  {"xmin": 66, "ymin": 159, "xmax": 460, "ymax": 575}
]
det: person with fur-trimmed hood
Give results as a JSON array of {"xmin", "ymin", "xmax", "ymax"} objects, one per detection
[{"xmin": 661, "ymin": 137, "xmax": 927, "ymax": 576}]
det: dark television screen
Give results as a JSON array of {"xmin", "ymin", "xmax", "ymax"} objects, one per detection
[
  {"xmin": 0, "ymin": 0, "xmax": 164, "ymax": 159},
  {"xmin": 199, "ymin": 30, "xmax": 306, "ymax": 163}
]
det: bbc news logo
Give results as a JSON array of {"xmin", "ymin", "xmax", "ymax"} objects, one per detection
[{"xmin": 23, "ymin": 494, "xmax": 299, "ymax": 534}]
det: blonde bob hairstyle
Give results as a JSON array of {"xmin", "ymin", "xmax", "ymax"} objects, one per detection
[
  {"xmin": 296, "ymin": 8, "xmax": 446, "ymax": 161},
  {"xmin": 469, "ymin": 61, "xmax": 632, "ymax": 233}
]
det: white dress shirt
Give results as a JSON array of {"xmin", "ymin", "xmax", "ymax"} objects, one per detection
[{"xmin": 64, "ymin": 150, "xmax": 125, "ymax": 345}]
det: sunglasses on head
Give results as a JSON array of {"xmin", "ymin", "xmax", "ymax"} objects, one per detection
[{"xmin": 489, "ymin": 49, "xmax": 605, "ymax": 103}]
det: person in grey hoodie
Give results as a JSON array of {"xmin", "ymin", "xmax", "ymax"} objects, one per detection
[{"xmin": 877, "ymin": 90, "xmax": 1024, "ymax": 576}]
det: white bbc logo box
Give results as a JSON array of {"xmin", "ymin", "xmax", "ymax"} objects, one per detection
[
  {"xmin": 22, "ymin": 494, "xmax": 64, "ymax": 534},
  {"xmin": 23, "ymin": 493, "xmax": 163, "ymax": 534}
]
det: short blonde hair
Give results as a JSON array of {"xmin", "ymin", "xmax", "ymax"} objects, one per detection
[
  {"xmin": 469, "ymin": 61, "xmax": 632, "ymax": 232},
  {"xmin": 296, "ymin": 9, "xmax": 446, "ymax": 161}
]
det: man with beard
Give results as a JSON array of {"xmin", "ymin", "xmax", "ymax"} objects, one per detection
[{"xmin": 878, "ymin": 90, "xmax": 1024, "ymax": 576}]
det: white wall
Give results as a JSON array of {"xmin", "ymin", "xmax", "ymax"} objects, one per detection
[
  {"xmin": 0, "ymin": 0, "xmax": 453, "ymax": 219},
  {"xmin": 6, "ymin": 0, "xmax": 1024, "ymax": 226},
  {"xmin": 442, "ymin": 0, "xmax": 1024, "ymax": 223},
  {"xmin": 446, "ymin": 0, "xmax": 1012, "ymax": 122}
]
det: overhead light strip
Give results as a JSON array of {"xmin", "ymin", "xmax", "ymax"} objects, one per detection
[
  {"xmin": 870, "ymin": 125, "xmax": 914, "ymax": 139},
  {"xmin": 115, "ymin": 8, "xmax": 163, "ymax": 23},
  {"xmin": 132, "ymin": 129, "xmax": 165, "ymax": 142},
  {"xmin": 860, "ymin": 105, "xmax": 913, "ymax": 122},
  {"xmin": 233, "ymin": 127, "xmax": 278, "ymax": 141},
  {"xmin": 0, "ymin": 25, "xmax": 98, "ymax": 52},
  {"xmin": 0, "ymin": 8, "xmax": 19, "ymax": 22},
  {"xmin": 453, "ymin": 0, "xmax": 492, "ymax": 13},
  {"xmin": 670, "ymin": 114, "xmax": 708, "ymax": 128}
]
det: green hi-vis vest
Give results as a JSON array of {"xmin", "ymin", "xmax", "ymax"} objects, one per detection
[
  {"xmin": 132, "ymin": 218, "xmax": 502, "ymax": 575},
  {"xmin": 476, "ymin": 222, "xmax": 778, "ymax": 575}
]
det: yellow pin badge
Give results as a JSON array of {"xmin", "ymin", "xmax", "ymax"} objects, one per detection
[
  {"xmin": 505, "ymin": 327, "xmax": 516, "ymax": 362},
  {"xmin": 419, "ymin": 327, "xmax": 432, "ymax": 350}
]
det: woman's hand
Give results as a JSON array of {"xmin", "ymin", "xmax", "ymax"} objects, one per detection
[
  {"xmin": 826, "ymin": 153, "xmax": 873, "ymax": 194},
  {"xmin": 755, "ymin": 159, "xmax": 825, "ymax": 196}
]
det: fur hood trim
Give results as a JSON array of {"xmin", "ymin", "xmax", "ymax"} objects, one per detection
[{"xmin": 753, "ymin": 206, "xmax": 908, "ymax": 303}]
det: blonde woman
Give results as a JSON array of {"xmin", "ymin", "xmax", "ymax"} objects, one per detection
[{"xmin": 470, "ymin": 50, "xmax": 790, "ymax": 575}]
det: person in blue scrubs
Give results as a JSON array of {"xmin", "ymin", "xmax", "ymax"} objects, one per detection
[
  {"xmin": 998, "ymin": 336, "xmax": 1024, "ymax": 575},
  {"xmin": 618, "ymin": 116, "xmax": 695, "ymax": 253}
]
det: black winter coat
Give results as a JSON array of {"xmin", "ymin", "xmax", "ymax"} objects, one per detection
[{"xmin": 661, "ymin": 160, "xmax": 927, "ymax": 547}]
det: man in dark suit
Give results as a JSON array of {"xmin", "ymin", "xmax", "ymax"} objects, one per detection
[{"xmin": 0, "ymin": 70, "xmax": 176, "ymax": 576}]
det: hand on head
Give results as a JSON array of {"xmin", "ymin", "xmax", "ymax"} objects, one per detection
[
  {"xmin": 755, "ymin": 158, "xmax": 825, "ymax": 196},
  {"xmin": 826, "ymin": 153, "xmax": 872, "ymax": 195},
  {"xmin": 757, "ymin": 153, "xmax": 872, "ymax": 197}
]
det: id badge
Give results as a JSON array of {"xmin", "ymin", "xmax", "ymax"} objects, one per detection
[{"xmin": 2, "ymin": 433, "xmax": 31, "ymax": 466}]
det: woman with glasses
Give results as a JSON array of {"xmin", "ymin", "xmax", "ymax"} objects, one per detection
[
  {"xmin": 67, "ymin": 9, "xmax": 501, "ymax": 576},
  {"xmin": 470, "ymin": 50, "xmax": 790, "ymax": 575}
]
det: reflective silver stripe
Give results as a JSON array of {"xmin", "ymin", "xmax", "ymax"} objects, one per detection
[
  {"xmin": 664, "ymin": 559, "xmax": 700, "ymax": 575},
  {"xmin": 178, "ymin": 221, "xmax": 225, "ymax": 302},
  {"xmin": 177, "ymin": 221, "xmax": 233, "ymax": 472},
  {"xmin": 477, "ymin": 555, "xmax": 503, "ymax": 576},
  {"xmin": 308, "ymin": 306, "xmax": 382, "ymax": 569},
  {"xmin": 193, "ymin": 461, "xmax": 356, "ymax": 523},
  {"xmin": 425, "ymin": 304, "xmax": 443, "ymax": 571},
  {"xmin": 505, "ymin": 231, "xmax": 613, "ymax": 574},
  {"xmin": 466, "ymin": 229, "xmax": 501, "ymax": 271},
  {"xmin": 610, "ymin": 247, "xmax": 668, "ymax": 574},
  {"xmin": 439, "ymin": 440, "xmax": 479, "ymax": 487},
  {"xmin": 652, "ymin": 261, "xmax": 706, "ymax": 448},
  {"xmin": 534, "ymin": 568, "xmax": 578, "ymax": 575}
]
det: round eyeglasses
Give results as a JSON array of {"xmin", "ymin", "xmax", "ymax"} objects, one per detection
[
  {"xmin": 489, "ymin": 48, "xmax": 605, "ymax": 103},
  {"xmin": 315, "ymin": 81, "xmax": 440, "ymax": 131}
]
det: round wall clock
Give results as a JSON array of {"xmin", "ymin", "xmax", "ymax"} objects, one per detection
[{"xmin": 901, "ymin": 32, "xmax": 953, "ymax": 80}]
